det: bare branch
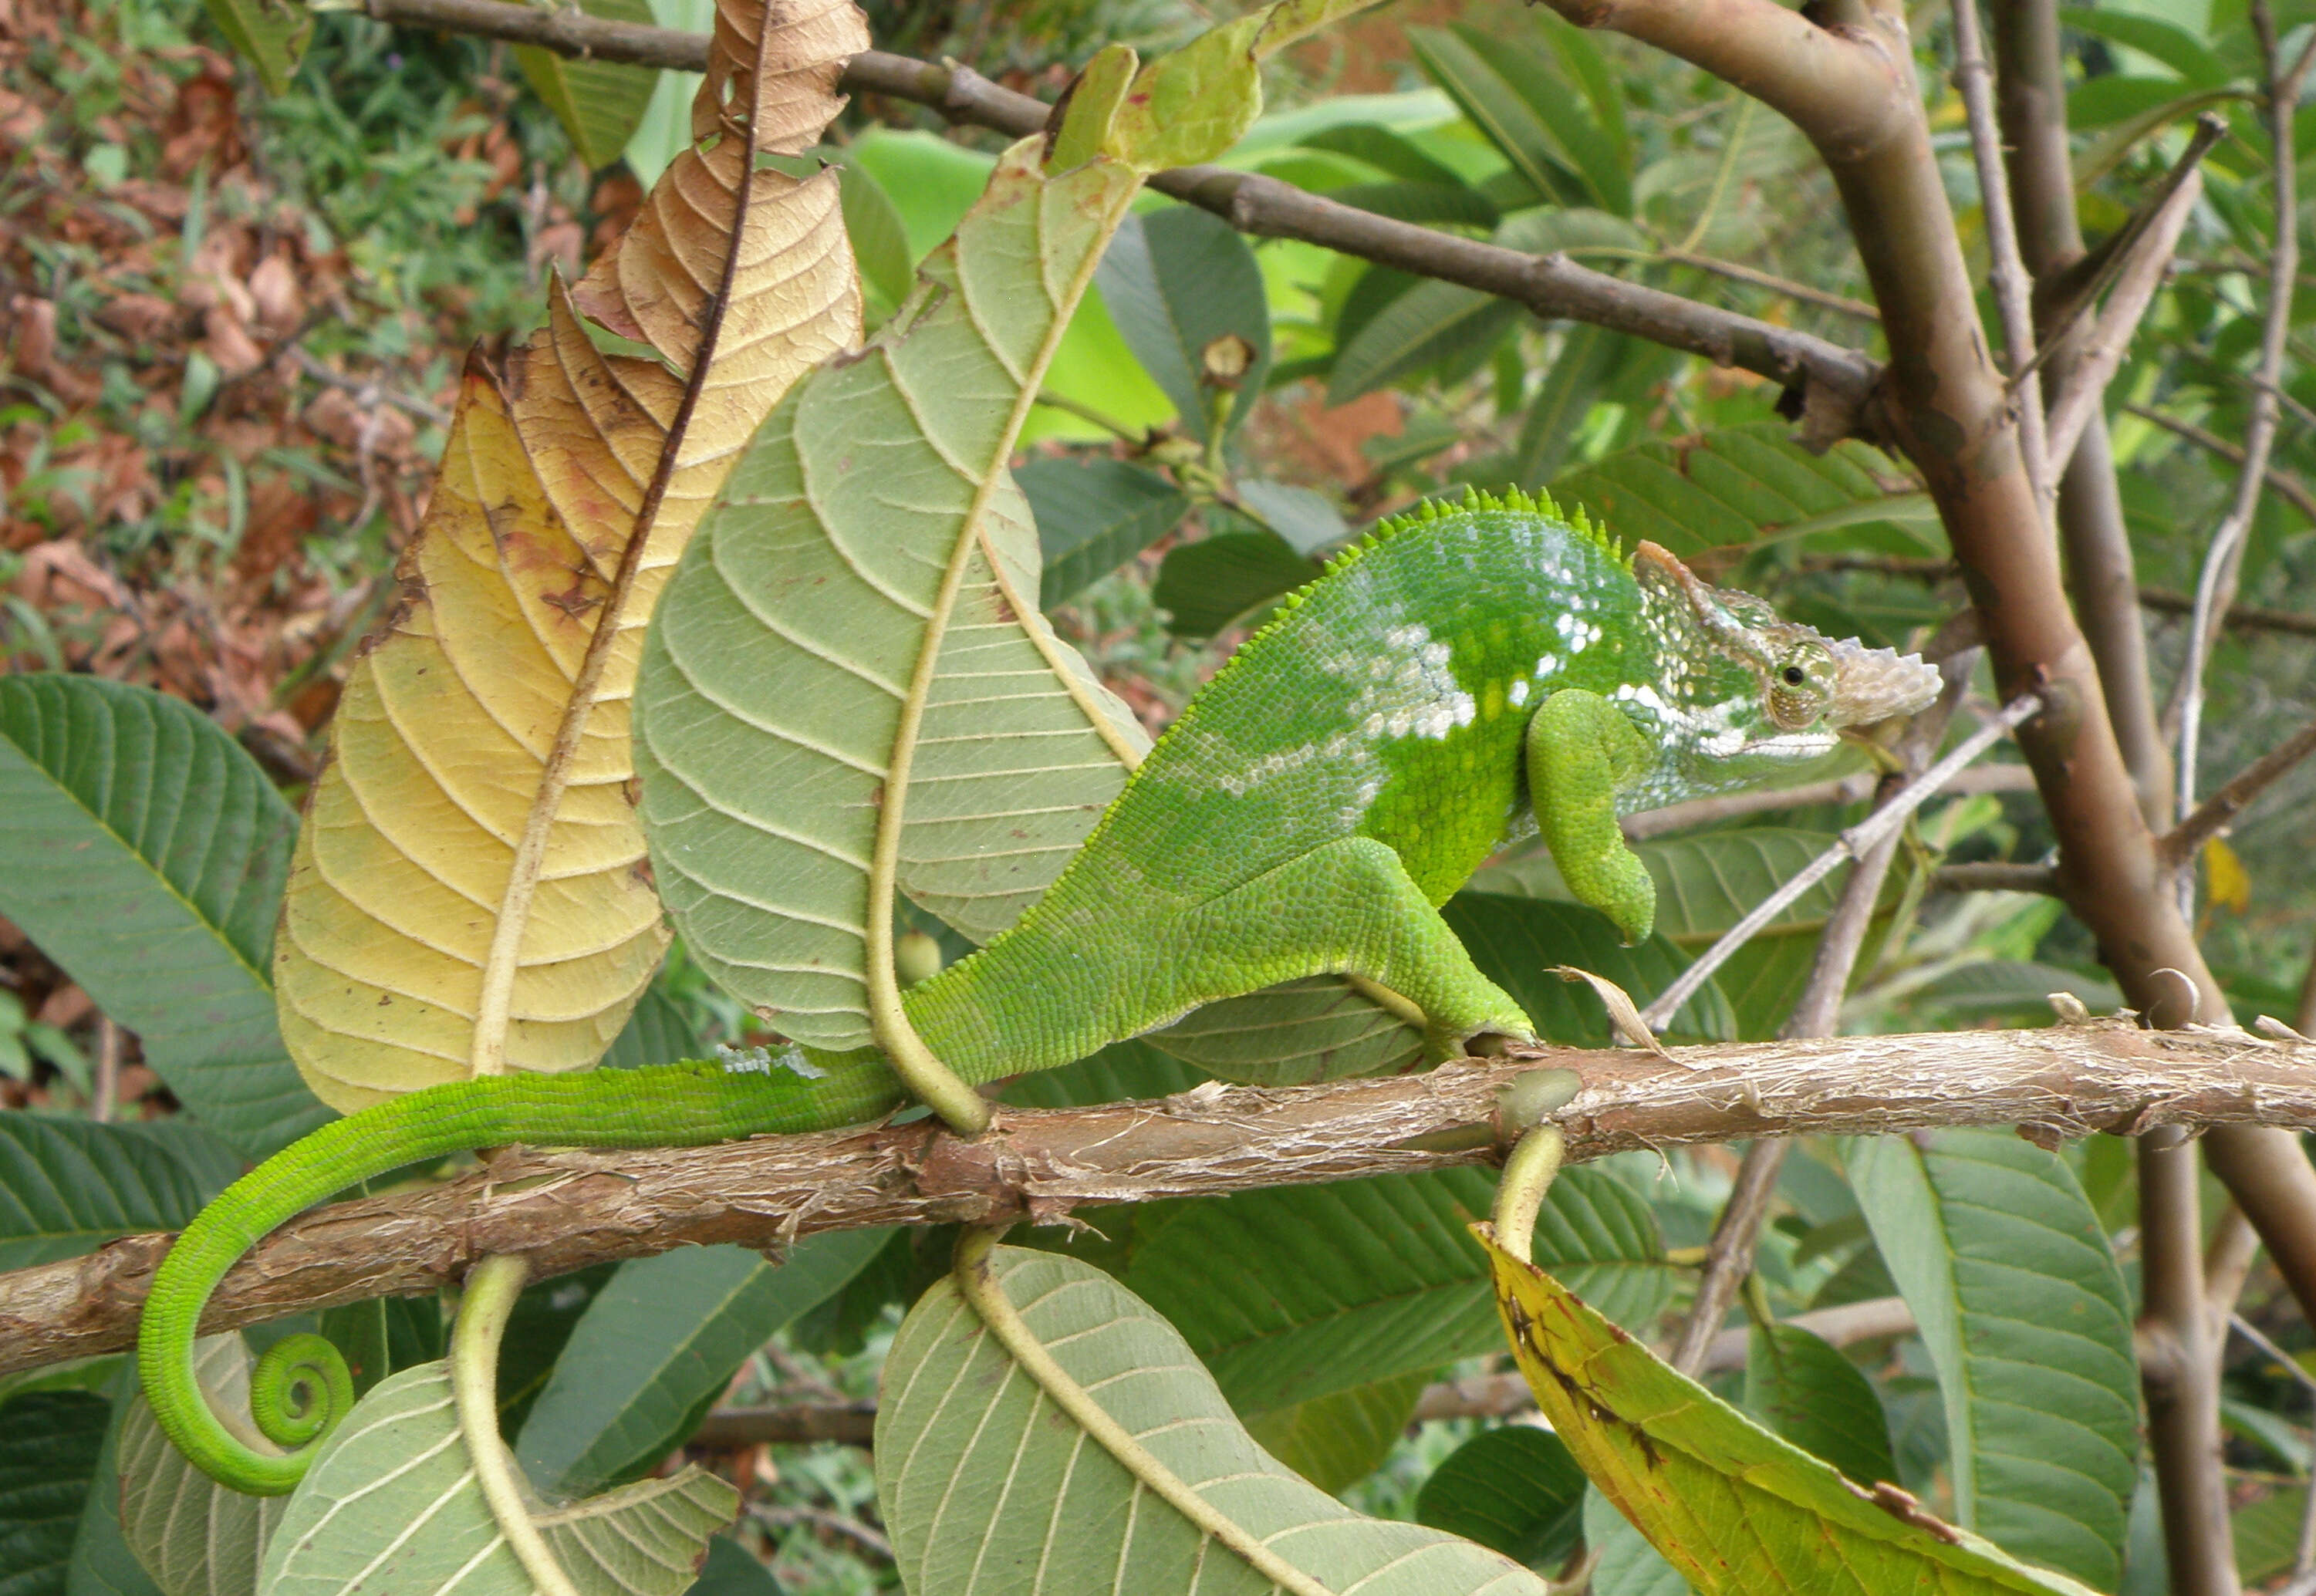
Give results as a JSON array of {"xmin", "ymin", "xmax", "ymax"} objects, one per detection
[
  {"xmin": 1931, "ymin": 861, "xmax": 2059, "ymax": 893},
  {"xmin": 1950, "ymin": 0, "xmax": 2050, "ymax": 512},
  {"xmin": 1667, "ymin": 1139, "xmax": 1790, "ymax": 1374},
  {"xmin": 2158, "ymin": 710, "xmax": 2316, "ymax": 870},
  {"xmin": 2040, "ymin": 160, "xmax": 2206, "ymax": 472},
  {"xmin": 13, "ymin": 1021, "xmax": 2316, "ymax": 1379},
  {"xmin": 690, "ymin": 1402, "xmax": 878, "ymax": 1448},
  {"xmin": 347, "ymin": 0, "xmax": 1886, "ymax": 437}
]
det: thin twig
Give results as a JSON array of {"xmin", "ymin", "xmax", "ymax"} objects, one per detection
[
  {"xmin": 1800, "ymin": 548, "xmax": 2316, "ymax": 639},
  {"xmin": 1620, "ymin": 762, "xmax": 2036, "ymax": 839},
  {"xmin": 2204, "ymin": 1201, "xmax": 2260, "ymax": 1340},
  {"xmin": 1950, "ymin": 0, "xmax": 2049, "ymax": 513},
  {"xmin": 352, "ymin": 0, "xmax": 1887, "ymax": 435},
  {"xmin": 749, "ymin": 1503, "xmax": 894, "ymax": 1561},
  {"xmin": 1668, "ymin": 1140, "xmax": 1790, "ymax": 1374},
  {"xmin": 1639, "ymin": 693, "xmax": 2045, "ymax": 1032},
  {"xmin": 90, "ymin": 1017, "xmax": 119, "ymax": 1124},
  {"xmin": 1569, "ymin": 245, "xmax": 1882, "ymax": 322},
  {"xmin": 2158, "ymin": 710, "xmax": 2316, "ymax": 870},
  {"xmin": 1930, "ymin": 861, "xmax": 2059, "ymax": 893},
  {"xmin": 2040, "ymin": 157, "xmax": 2207, "ymax": 471},
  {"xmin": 285, "ymin": 348, "xmax": 451, "ymax": 427},
  {"xmin": 2172, "ymin": 0, "xmax": 2311, "ymax": 895}
]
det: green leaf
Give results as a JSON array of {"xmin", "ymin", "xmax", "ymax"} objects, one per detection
[
  {"xmin": 1328, "ymin": 278, "xmax": 1518, "ymax": 403},
  {"xmin": 1233, "ymin": 479, "xmax": 1347, "ymax": 555},
  {"xmin": 1744, "ymin": 1322, "xmax": 1898, "ymax": 1487},
  {"xmin": 1583, "ymin": 1491, "xmax": 1693, "ymax": 1596},
  {"xmin": 0, "ymin": 1392, "xmax": 110, "ymax": 1596},
  {"xmin": 1096, "ymin": 205, "xmax": 1273, "ymax": 442},
  {"xmin": 1514, "ymin": 324, "xmax": 1627, "ymax": 487},
  {"xmin": 1244, "ymin": 1371, "xmax": 1430, "ymax": 1493},
  {"xmin": 258, "ymin": 1364, "xmax": 737, "ymax": 1596},
  {"xmin": 681, "ymin": 1539, "xmax": 778, "ymax": 1596},
  {"xmin": 1332, "ymin": 181, "xmax": 1501, "ymax": 228},
  {"xmin": 1126, "ymin": 1165, "xmax": 1672, "ymax": 1416},
  {"xmin": 600, "ymin": 981, "xmax": 706, "ymax": 1071},
  {"xmin": 637, "ymin": 131, "xmax": 1155, "ymax": 1011},
  {"xmin": 1407, "ymin": 27, "xmax": 1585, "ymax": 208},
  {"xmin": 1546, "ymin": 422, "xmax": 1930, "ymax": 562},
  {"xmin": 1152, "ymin": 529, "xmax": 1318, "ymax": 639},
  {"xmin": 1441, "ymin": 891, "xmax": 1735, "ymax": 1044},
  {"xmin": 1484, "ymin": 1231, "xmax": 2107, "ymax": 1596},
  {"xmin": 117, "ymin": 1339, "xmax": 289, "ymax": 1596},
  {"xmin": 197, "ymin": 0, "xmax": 309, "ymax": 95},
  {"xmin": 516, "ymin": 1230, "xmax": 892, "ymax": 1499},
  {"xmin": 834, "ymin": 158, "xmax": 916, "ymax": 309},
  {"xmin": 2059, "ymin": 9, "xmax": 2230, "ymax": 87},
  {"xmin": 2232, "ymin": 1480, "xmax": 2308, "ymax": 1588},
  {"xmin": 0, "ymin": 1116, "xmax": 241, "ymax": 1273},
  {"xmin": 1448, "ymin": 22, "xmax": 1629, "ymax": 214},
  {"xmin": 0, "ymin": 676, "xmax": 326, "ymax": 1159},
  {"xmin": 1144, "ymin": 975, "xmax": 1420, "ymax": 1084},
  {"xmin": 496, "ymin": 1264, "xmax": 620, "ymax": 1440},
  {"xmin": 1845, "ymin": 1129, "xmax": 2139, "ymax": 1589},
  {"xmin": 64, "ymin": 1372, "xmax": 164, "ymax": 1596},
  {"xmin": 1018, "ymin": 456, "xmax": 1192, "ymax": 609},
  {"xmin": 512, "ymin": 0, "xmax": 659, "ymax": 169},
  {"xmin": 995, "ymin": 1037, "xmax": 1210, "ymax": 1108},
  {"xmin": 1301, "ymin": 123, "xmax": 1470, "ymax": 187},
  {"xmin": 1416, "ymin": 1426, "xmax": 1588, "ymax": 1570},
  {"xmin": 876, "ymin": 1245, "xmax": 1548, "ymax": 1596}
]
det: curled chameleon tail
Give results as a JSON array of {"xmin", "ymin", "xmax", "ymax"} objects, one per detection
[{"xmin": 137, "ymin": 1056, "xmax": 900, "ymax": 1496}]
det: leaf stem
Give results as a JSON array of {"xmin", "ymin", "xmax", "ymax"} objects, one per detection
[
  {"xmin": 451, "ymin": 1254, "xmax": 577, "ymax": 1596},
  {"xmin": 1491, "ymin": 1125, "xmax": 1565, "ymax": 1268},
  {"xmin": 950, "ymin": 1228, "xmax": 1341, "ymax": 1596}
]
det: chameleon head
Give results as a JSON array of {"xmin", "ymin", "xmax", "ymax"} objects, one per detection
[{"xmin": 1632, "ymin": 541, "xmax": 1943, "ymax": 748}]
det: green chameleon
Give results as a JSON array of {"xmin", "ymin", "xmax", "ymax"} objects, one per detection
[{"xmin": 139, "ymin": 487, "xmax": 1940, "ymax": 1494}]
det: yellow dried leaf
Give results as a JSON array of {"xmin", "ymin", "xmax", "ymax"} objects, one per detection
[
  {"xmin": 275, "ymin": 0, "xmax": 869, "ymax": 1110},
  {"xmin": 2204, "ymin": 835, "xmax": 2250, "ymax": 915}
]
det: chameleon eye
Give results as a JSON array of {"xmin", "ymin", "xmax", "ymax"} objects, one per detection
[
  {"xmin": 1781, "ymin": 666, "xmax": 1806, "ymax": 686},
  {"xmin": 1764, "ymin": 644, "xmax": 1835, "ymax": 731}
]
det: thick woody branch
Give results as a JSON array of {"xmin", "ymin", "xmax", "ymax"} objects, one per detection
[
  {"xmin": 350, "ymin": 0, "xmax": 1884, "ymax": 437},
  {"xmin": 8, "ymin": 1023, "xmax": 2316, "ymax": 1378}
]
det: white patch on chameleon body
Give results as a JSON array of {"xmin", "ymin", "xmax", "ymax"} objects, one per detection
[{"xmin": 1507, "ymin": 679, "xmax": 1530, "ymax": 708}]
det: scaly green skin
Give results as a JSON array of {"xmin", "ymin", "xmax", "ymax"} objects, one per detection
[{"xmin": 141, "ymin": 488, "xmax": 1940, "ymax": 1494}]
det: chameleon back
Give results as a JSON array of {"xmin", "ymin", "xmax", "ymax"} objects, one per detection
[{"xmin": 1035, "ymin": 491, "xmax": 1655, "ymax": 916}]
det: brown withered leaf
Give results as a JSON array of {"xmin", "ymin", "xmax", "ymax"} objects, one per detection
[{"xmin": 272, "ymin": 0, "xmax": 869, "ymax": 1109}]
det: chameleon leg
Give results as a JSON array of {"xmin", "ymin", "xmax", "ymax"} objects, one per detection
[
  {"xmin": 1528, "ymin": 689, "xmax": 1657, "ymax": 946},
  {"xmin": 1167, "ymin": 835, "xmax": 1535, "ymax": 1062}
]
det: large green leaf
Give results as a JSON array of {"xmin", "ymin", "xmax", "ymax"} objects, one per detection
[
  {"xmin": 1442, "ymin": 891, "xmax": 1734, "ymax": 1044},
  {"xmin": 1844, "ymin": 1130, "xmax": 2139, "ymax": 1590},
  {"xmin": 1470, "ymin": 830, "xmax": 1857, "ymax": 1041},
  {"xmin": 1484, "ymin": 1231, "xmax": 2105, "ymax": 1596},
  {"xmin": 1416, "ymin": 1426, "xmax": 1588, "ymax": 1570},
  {"xmin": 1152, "ymin": 529, "xmax": 1319, "ymax": 639},
  {"xmin": 511, "ymin": 0, "xmax": 659, "ymax": 169},
  {"xmin": 635, "ymin": 115, "xmax": 1160, "ymax": 1024},
  {"xmin": 1584, "ymin": 1492, "xmax": 1692, "ymax": 1596},
  {"xmin": 116, "ymin": 1339, "xmax": 288, "ymax": 1596},
  {"xmin": 1097, "ymin": 205, "xmax": 1273, "ymax": 442},
  {"xmin": 1546, "ymin": 422, "xmax": 1935, "ymax": 562},
  {"xmin": 197, "ymin": 0, "xmax": 309, "ymax": 94},
  {"xmin": 1126, "ymin": 1165, "xmax": 1673, "ymax": 1416},
  {"xmin": 0, "ymin": 676, "xmax": 326, "ymax": 1158},
  {"xmin": 1330, "ymin": 279, "xmax": 1520, "ymax": 405},
  {"xmin": 65, "ymin": 1373, "xmax": 164, "ymax": 1596},
  {"xmin": 1144, "ymin": 975, "xmax": 1421, "ymax": 1084},
  {"xmin": 1, "ymin": 1392, "xmax": 110, "ymax": 1596},
  {"xmin": 0, "ymin": 1117, "xmax": 240, "ymax": 1272},
  {"xmin": 258, "ymin": 1365, "xmax": 735, "ymax": 1596},
  {"xmin": 1744, "ymin": 1322, "xmax": 1898, "ymax": 1488},
  {"xmin": 1406, "ymin": 27, "xmax": 1582, "ymax": 208},
  {"xmin": 1018, "ymin": 456, "xmax": 1192, "ymax": 610},
  {"xmin": 876, "ymin": 1245, "xmax": 1548, "ymax": 1595},
  {"xmin": 516, "ymin": 1229, "xmax": 892, "ymax": 1499},
  {"xmin": 1244, "ymin": 1371, "xmax": 1431, "ymax": 1494}
]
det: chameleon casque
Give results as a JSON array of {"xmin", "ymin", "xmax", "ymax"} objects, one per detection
[{"xmin": 138, "ymin": 488, "xmax": 1941, "ymax": 1494}]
